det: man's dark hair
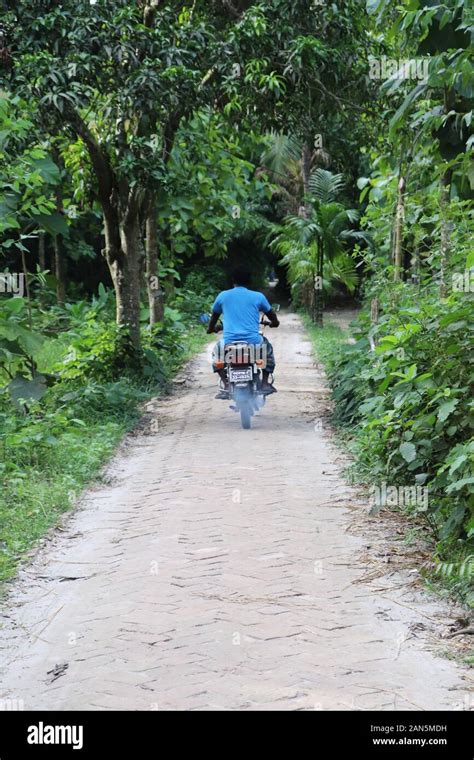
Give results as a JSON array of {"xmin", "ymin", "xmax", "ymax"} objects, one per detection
[{"xmin": 231, "ymin": 266, "xmax": 252, "ymax": 287}]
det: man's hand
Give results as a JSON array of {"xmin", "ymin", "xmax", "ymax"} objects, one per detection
[{"xmin": 265, "ymin": 309, "xmax": 280, "ymax": 328}]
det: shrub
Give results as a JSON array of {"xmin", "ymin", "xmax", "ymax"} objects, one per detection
[{"xmin": 326, "ymin": 288, "xmax": 474, "ymax": 549}]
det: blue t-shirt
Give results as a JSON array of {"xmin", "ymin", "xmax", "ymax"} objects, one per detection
[{"xmin": 212, "ymin": 287, "xmax": 271, "ymax": 345}]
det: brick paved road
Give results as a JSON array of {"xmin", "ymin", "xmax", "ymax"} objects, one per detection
[{"xmin": 0, "ymin": 314, "xmax": 471, "ymax": 710}]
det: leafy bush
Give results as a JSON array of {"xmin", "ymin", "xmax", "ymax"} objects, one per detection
[
  {"xmin": 172, "ymin": 266, "xmax": 226, "ymax": 321},
  {"xmin": 57, "ymin": 319, "xmax": 168, "ymax": 386},
  {"xmin": 57, "ymin": 321, "xmax": 140, "ymax": 382},
  {"xmin": 0, "ymin": 289, "xmax": 209, "ymax": 581},
  {"xmin": 326, "ymin": 288, "xmax": 474, "ymax": 551},
  {"xmin": 0, "ymin": 296, "xmax": 46, "ymax": 402},
  {"xmin": 49, "ymin": 379, "xmax": 147, "ymax": 422}
]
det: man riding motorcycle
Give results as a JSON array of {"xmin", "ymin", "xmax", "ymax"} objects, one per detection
[{"xmin": 207, "ymin": 266, "xmax": 280, "ymax": 399}]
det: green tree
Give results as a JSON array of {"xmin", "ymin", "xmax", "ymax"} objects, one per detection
[
  {"xmin": 274, "ymin": 169, "xmax": 367, "ymax": 323},
  {"xmin": 1, "ymin": 0, "xmax": 374, "ymax": 347}
]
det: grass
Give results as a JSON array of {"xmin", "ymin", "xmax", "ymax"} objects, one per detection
[
  {"xmin": 0, "ymin": 323, "xmax": 214, "ymax": 586},
  {"xmin": 180, "ymin": 324, "xmax": 215, "ymax": 362},
  {"xmin": 0, "ymin": 419, "xmax": 130, "ymax": 584},
  {"xmin": 301, "ymin": 312, "xmax": 347, "ymax": 366}
]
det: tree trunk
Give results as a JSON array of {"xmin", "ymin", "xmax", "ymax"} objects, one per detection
[
  {"xmin": 301, "ymin": 143, "xmax": 321, "ymax": 323},
  {"xmin": 120, "ymin": 220, "xmax": 142, "ymax": 350},
  {"xmin": 103, "ymin": 208, "xmax": 142, "ymax": 350},
  {"xmin": 67, "ymin": 108, "xmax": 145, "ymax": 350},
  {"xmin": 439, "ymin": 167, "xmax": 452, "ymax": 298},
  {"xmin": 438, "ymin": 87, "xmax": 455, "ymax": 298},
  {"xmin": 302, "ymin": 281, "xmax": 311, "ymax": 312},
  {"xmin": 145, "ymin": 203, "xmax": 164, "ymax": 326},
  {"xmin": 38, "ymin": 232, "xmax": 46, "ymax": 271},
  {"xmin": 54, "ymin": 235, "xmax": 66, "ymax": 305},
  {"xmin": 393, "ymin": 175, "xmax": 406, "ymax": 282},
  {"xmin": 314, "ymin": 240, "xmax": 324, "ymax": 327},
  {"xmin": 301, "ymin": 142, "xmax": 312, "ymax": 215},
  {"xmin": 53, "ymin": 182, "xmax": 66, "ymax": 304}
]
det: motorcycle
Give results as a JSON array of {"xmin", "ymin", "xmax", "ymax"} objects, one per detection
[{"xmin": 203, "ymin": 306, "xmax": 280, "ymax": 430}]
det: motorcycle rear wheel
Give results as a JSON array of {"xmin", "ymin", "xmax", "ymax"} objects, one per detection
[{"xmin": 240, "ymin": 402, "xmax": 252, "ymax": 429}]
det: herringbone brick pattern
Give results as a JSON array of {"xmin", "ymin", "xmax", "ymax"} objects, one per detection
[{"xmin": 0, "ymin": 315, "xmax": 470, "ymax": 710}]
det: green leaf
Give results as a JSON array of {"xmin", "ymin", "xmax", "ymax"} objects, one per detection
[
  {"xmin": 30, "ymin": 155, "xmax": 60, "ymax": 185},
  {"xmin": 8, "ymin": 374, "xmax": 47, "ymax": 404},
  {"xmin": 448, "ymin": 454, "xmax": 468, "ymax": 476},
  {"xmin": 1, "ymin": 297, "xmax": 26, "ymax": 314},
  {"xmin": 32, "ymin": 212, "xmax": 69, "ymax": 237},
  {"xmin": 437, "ymin": 399, "xmax": 459, "ymax": 422},
  {"xmin": 399, "ymin": 441, "xmax": 417, "ymax": 463},
  {"xmin": 389, "ymin": 84, "xmax": 427, "ymax": 138},
  {"xmin": 446, "ymin": 477, "xmax": 474, "ymax": 494}
]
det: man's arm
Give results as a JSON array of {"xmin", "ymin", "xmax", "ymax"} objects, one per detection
[
  {"xmin": 207, "ymin": 293, "xmax": 223, "ymax": 334},
  {"xmin": 264, "ymin": 308, "xmax": 280, "ymax": 328},
  {"xmin": 207, "ymin": 311, "xmax": 222, "ymax": 334},
  {"xmin": 259, "ymin": 293, "xmax": 279, "ymax": 327}
]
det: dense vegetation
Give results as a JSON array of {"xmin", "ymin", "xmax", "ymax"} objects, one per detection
[
  {"xmin": 319, "ymin": 0, "xmax": 473, "ymax": 603},
  {"xmin": 0, "ymin": 1, "xmax": 472, "ymax": 599}
]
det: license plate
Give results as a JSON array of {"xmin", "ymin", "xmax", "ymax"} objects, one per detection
[{"xmin": 229, "ymin": 368, "xmax": 253, "ymax": 383}]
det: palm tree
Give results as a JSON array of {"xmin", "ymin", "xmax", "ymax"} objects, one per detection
[
  {"xmin": 273, "ymin": 169, "xmax": 368, "ymax": 325},
  {"xmin": 260, "ymin": 132, "xmax": 331, "ymax": 216}
]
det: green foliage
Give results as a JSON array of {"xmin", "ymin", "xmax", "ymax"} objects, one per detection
[
  {"xmin": 0, "ymin": 298, "xmax": 43, "ymax": 375},
  {"xmin": 0, "ymin": 295, "xmax": 50, "ymax": 408},
  {"xmin": 172, "ymin": 265, "xmax": 226, "ymax": 321},
  {"xmin": 0, "ymin": 286, "xmax": 211, "ymax": 581},
  {"xmin": 436, "ymin": 554, "xmax": 473, "ymax": 581},
  {"xmin": 156, "ymin": 112, "xmax": 273, "ymax": 260},
  {"xmin": 0, "ymin": 396, "xmax": 132, "ymax": 582},
  {"xmin": 58, "ymin": 321, "xmax": 147, "ymax": 383},
  {"xmin": 0, "ymin": 94, "xmax": 62, "ymax": 252},
  {"xmin": 326, "ymin": 291, "xmax": 474, "ymax": 549},
  {"xmin": 272, "ymin": 169, "xmax": 367, "ymax": 306}
]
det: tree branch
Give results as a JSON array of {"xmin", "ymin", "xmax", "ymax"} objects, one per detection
[
  {"xmin": 143, "ymin": 0, "xmax": 162, "ymax": 28},
  {"xmin": 65, "ymin": 106, "xmax": 117, "ymax": 214},
  {"xmin": 162, "ymin": 111, "xmax": 182, "ymax": 164}
]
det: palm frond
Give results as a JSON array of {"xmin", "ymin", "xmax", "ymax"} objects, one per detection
[
  {"xmin": 262, "ymin": 132, "xmax": 303, "ymax": 177},
  {"xmin": 309, "ymin": 168, "xmax": 345, "ymax": 204},
  {"xmin": 328, "ymin": 208, "xmax": 359, "ymax": 236},
  {"xmin": 326, "ymin": 252, "xmax": 358, "ymax": 293},
  {"xmin": 344, "ymin": 229, "xmax": 375, "ymax": 249}
]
